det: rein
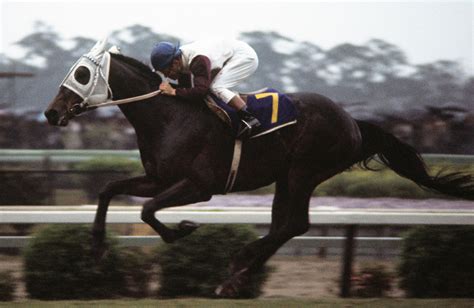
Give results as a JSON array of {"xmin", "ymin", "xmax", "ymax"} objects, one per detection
[
  {"xmin": 85, "ymin": 89, "xmax": 163, "ymax": 109},
  {"xmin": 68, "ymin": 87, "xmax": 162, "ymax": 117}
]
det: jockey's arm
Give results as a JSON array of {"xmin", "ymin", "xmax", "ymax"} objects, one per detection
[
  {"xmin": 176, "ymin": 74, "xmax": 192, "ymax": 88},
  {"xmin": 175, "ymin": 55, "xmax": 212, "ymax": 101}
]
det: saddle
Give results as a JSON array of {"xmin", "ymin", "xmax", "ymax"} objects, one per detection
[{"xmin": 205, "ymin": 88, "xmax": 298, "ymax": 139}]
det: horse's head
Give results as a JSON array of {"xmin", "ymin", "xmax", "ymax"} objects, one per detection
[
  {"xmin": 45, "ymin": 38, "xmax": 163, "ymax": 126},
  {"xmin": 44, "ymin": 39, "xmax": 113, "ymax": 126}
]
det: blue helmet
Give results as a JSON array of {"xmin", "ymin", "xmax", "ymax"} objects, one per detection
[{"xmin": 150, "ymin": 42, "xmax": 181, "ymax": 71}]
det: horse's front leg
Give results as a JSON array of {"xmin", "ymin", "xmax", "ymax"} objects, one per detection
[
  {"xmin": 141, "ymin": 178, "xmax": 211, "ymax": 243},
  {"xmin": 92, "ymin": 175, "xmax": 160, "ymax": 259}
]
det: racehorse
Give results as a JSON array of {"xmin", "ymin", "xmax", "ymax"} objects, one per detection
[{"xmin": 44, "ymin": 40, "xmax": 474, "ymax": 297}]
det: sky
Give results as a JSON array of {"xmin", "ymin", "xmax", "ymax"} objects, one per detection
[{"xmin": 0, "ymin": 0, "xmax": 473, "ymax": 73}]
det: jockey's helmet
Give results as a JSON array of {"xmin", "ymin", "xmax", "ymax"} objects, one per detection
[{"xmin": 150, "ymin": 42, "xmax": 181, "ymax": 71}]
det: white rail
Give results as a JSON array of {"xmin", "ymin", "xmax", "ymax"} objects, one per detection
[
  {"xmin": 2, "ymin": 207, "xmax": 474, "ymax": 225},
  {"xmin": 0, "ymin": 150, "xmax": 472, "ymax": 164},
  {"xmin": 2, "ymin": 206, "xmax": 474, "ymax": 248},
  {"xmin": 2, "ymin": 206, "xmax": 473, "ymax": 298}
]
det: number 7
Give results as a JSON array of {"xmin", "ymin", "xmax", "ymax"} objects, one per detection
[{"xmin": 255, "ymin": 92, "xmax": 279, "ymax": 124}]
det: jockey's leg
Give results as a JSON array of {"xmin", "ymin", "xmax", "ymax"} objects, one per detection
[
  {"xmin": 227, "ymin": 94, "xmax": 246, "ymax": 110},
  {"xmin": 227, "ymin": 94, "xmax": 261, "ymax": 138},
  {"xmin": 211, "ymin": 42, "xmax": 259, "ymax": 138}
]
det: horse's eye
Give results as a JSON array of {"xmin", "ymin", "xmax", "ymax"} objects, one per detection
[{"xmin": 74, "ymin": 66, "xmax": 91, "ymax": 85}]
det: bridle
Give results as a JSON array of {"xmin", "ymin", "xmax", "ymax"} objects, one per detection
[
  {"xmin": 62, "ymin": 50, "xmax": 162, "ymax": 118},
  {"xmin": 66, "ymin": 85, "xmax": 163, "ymax": 117}
]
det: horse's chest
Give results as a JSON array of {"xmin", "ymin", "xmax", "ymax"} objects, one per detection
[
  {"xmin": 142, "ymin": 144, "xmax": 196, "ymax": 180},
  {"xmin": 142, "ymin": 159, "xmax": 157, "ymax": 177}
]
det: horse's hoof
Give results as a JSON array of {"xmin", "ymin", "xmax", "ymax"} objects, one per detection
[
  {"xmin": 91, "ymin": 244, "xmax": 107, "ymax": 263},
  {"xmin": 215, "ymin": 268, "xmax": 249, "ymax": 298},
  {"xmin": 161, "ymin": 221, "xmax": 200, "ymax": 243},
  {"xmin": 178, "ymin": 220, "xmax": 200, "ymax": 235},
  {"xmin": 215, "ymin": 282, "xmax": 238, "ymax": 298}
]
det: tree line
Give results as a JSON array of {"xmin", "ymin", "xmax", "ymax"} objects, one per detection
[
  {"xmin": 0, "ymin": 23, "xmax": 472, "ymax": 153},
  {"xmin": 0, "ymin": 22, "xmax": 472, "ymax": 114}
]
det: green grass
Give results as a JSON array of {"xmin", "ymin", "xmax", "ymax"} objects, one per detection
[
  {"xmin": 18, "ymin": 162, "xmax": 474, "ymax": 203},
  {"xmin": 247, "ymin": 163, "xmax": 474, "ymax": 199},
  {"xmin": 1, "ymin": 298, "xmax": 473, "ymax": 307}
]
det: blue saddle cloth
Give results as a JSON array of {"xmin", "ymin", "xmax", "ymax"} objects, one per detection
[{"xmin": 209, "ymin": 88, "xmax": 298, "ymax": 138}]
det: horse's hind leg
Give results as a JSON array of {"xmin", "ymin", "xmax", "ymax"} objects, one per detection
[
  {"xmin": 140, "ymin": 178, "xmax": 211, "ymax": 243},
  {"xmin": 216, "ymin": 168, "xmax": 314, "ymax": 297},
  {"xmin": 217, "ymin": 165, "xmax": 349, "ymax": 297},
  {"xmin": 225, "ymin": 177, "xmax": 291, "ymax": 274}
]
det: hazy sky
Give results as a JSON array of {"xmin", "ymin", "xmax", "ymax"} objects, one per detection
[{"xmin": 1, "ymin": 0, "xmax": 473, "ymax": 73}]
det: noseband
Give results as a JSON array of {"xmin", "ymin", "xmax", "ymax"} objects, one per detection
[
  {"xmin": 67, "ymin": 103, "xmax": 88, "ymax": 117},
  {"xmin": 62, "ymin": 51, "xmax": 162, "ymax": 116}
]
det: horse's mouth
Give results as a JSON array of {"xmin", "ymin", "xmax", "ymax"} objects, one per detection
[{"xmin": 58, "ymin": 115, "xmax": 70, "ymax": 126}]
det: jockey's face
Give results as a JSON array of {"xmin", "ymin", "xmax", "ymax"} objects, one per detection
[{"xmin": 161, "ymin": 58, "xmax": 181, "ymax": 80}]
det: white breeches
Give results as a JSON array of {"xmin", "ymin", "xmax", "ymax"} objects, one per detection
[{"xmin": 210, "ymin": 41, "xmax": 258, "ymax": 103}]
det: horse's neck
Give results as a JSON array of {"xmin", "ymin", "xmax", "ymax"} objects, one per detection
[
  {"xmin": 108, "ymin": 57, "xmax": 202, "ymax": 139},
  {"xmin": 118, "ymin": 95, "xmax": 197, "ymax": 135},
  {"xmin": 118, "ymin": 100, "xmax": 165, "ymax": 132},
  {"xmin": 109, "ymin": 62, "xmax": 162, "ymax": 132}
]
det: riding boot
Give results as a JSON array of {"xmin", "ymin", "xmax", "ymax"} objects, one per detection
[{"xmin": 237, "ymin": 107, "xmax": 261, "ymax": 139}]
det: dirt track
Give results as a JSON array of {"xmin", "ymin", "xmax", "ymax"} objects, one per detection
[
  {"xmin": 263, "ymin": 256, "xmax": 402, "ymax": 298},
  {"xmin": 0, "ymin": 254, "xmax": 402, "ymax": 300}
]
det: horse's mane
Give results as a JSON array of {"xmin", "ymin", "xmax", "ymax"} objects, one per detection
[{"xmin": 110, "ymin": 53, "xmax": 161, "ymax": 83}]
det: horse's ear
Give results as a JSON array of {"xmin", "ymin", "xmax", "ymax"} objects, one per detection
[
  {"xmin": 108, "ymin": 46, "xmax": 121, "ymax": 54},
  {"xmin": 89, "ymin": 37, "xmax": 109, "ymax": 57}
]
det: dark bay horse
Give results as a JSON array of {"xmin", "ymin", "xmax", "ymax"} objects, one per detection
[{"xmin": 44, "ymin": 43, "xmax": 474, "ymax": 297}]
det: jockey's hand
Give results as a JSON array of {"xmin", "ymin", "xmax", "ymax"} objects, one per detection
[{"xmin": 159, "ymin": 82, "xmax": 176, "ymax": 96}]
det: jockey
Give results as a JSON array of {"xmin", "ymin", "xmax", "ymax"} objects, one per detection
[{"xmin": 150, "ymin": 39, "xmax": 261, "ymax": 138}]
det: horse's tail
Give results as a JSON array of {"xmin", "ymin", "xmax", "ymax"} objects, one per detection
[{"xmin": 355, "ymin": 120, "xmax": 474, "ymax": 200}]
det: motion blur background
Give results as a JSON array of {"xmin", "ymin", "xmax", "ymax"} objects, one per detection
[{"xmin": 0, "ymin": 0, "xmax": 472, "ymax": 153}]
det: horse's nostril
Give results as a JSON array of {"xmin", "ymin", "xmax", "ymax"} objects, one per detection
[{"xmin": 44, "ymin": 109, "xmax": 59, "ymax": 125}]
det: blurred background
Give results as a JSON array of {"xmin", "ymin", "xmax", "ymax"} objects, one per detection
[
  {"xmin": 0, "ymin": 0, "xmax": 472, "ymax": 153},
  {"xmin": 1, "ymin": 0, "xmax": 472, "ymax": 204}
]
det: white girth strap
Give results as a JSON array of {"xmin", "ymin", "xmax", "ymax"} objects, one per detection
[{"xmin": 224, "ymin": 139, "xmax": 242, "ymax": 193}]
